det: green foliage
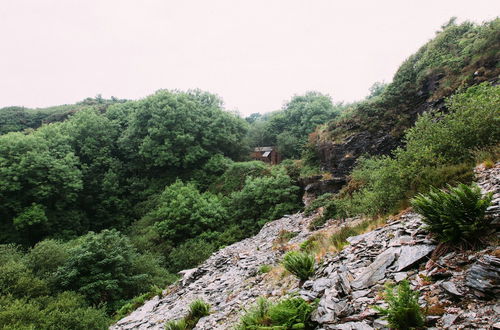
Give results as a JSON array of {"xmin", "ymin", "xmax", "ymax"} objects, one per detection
[
  {"xmin": 258, "ymin": 264, "xmax": 272, "ymax": 274},
  {"xmin": 209, "ymin": 161, "xmax": 269, "ymax": 195},
  {"xmin": 236, "ymin": 297, "xmax": 317, "ymax": 330},
  {"xmin": 373, "ymin": 280, "xmax": 425, "ymax": 330},
  {"xmin": 112, "ymin": 89, "xmax": 247, "ymax": 171},
  {"xmin": 164, "ymin": 299, "xmax": 210, "ymax": 330},
  {"xmin": 246, "ymin": 92, "xmax": 341, "ymax": 159},
  {"xmin": 282, "ymin": 251, "xmax": 316, "ymax": 281},
  {"xmin": 330, "ymin": 219, "xmax": 378, "ymax": 250},
  {"xmin": 315, "ymin": 18, "xmax": 499, "ymax": 165},
  {"xmin": 411, "ymin": 183, "xmax": 493, "ymax": 244},
  {"xmin": 0, "ymin": 292, "xmax": 110, "ymax": 330},
  {"xmin": 165, "ymin": 319, "xmax": 188, "ymax": 330},
  {"xmin": 26, "ymin": 239, "xmax": 69, "ymax": 281},
  {"xmin": 304, "ymin": 193, "xmax": 334, "ymax": 216},
  {"xmin": 334, "ymin": 83, "xmax": 499, "ymax": 217},
  {"xmin": 186, "ymin": 299, "xmax": 211, "ymax": 322},
  {"xmin": 54, "ymin": 229, "xmax": 169, "ymax": 312},
  {"xmin": 152, "ymin": 180, "xmax": 227, "ymax": 244},
  {"xmin": 12, "ymin": 203, "xmax": 48, "ymax": 230},
  {"xmin": 166, "ymin": 238, "xmax": 216, "ymax": 273},
  {"xmin": 229, "ymin": 166, "xmax": 301, "ymax": 233}
]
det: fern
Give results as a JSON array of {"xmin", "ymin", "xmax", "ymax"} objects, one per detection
[
  {"xmin": 164, "ymin": 299, "xmax": 210, "ymax": 330},
  {"xmin": 282, "ymin": 251, "xmax": 316, "ymax": 281},
  {"xmin": 411, "ymin": 183, "xmax": 493, "ymax": 244},
  {"xmin": 236, "ymin": 297, "xmax": 317, "ymax": 330},
  {"xmin": 373, "ymin": 280, "xmax": 425, "ymax": 330}
]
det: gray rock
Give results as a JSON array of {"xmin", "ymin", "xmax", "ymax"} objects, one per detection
[
  {"xmin": 352, "ymin": 289, "xmax": 371, "ymax": 299},
  {"xmin": 441, "ymin": 281, "xmax": 462, "ymax": 296},
  {"xmin": 393, "ymin": 272, "xmax": 407, "ymax": 282},
  {"xmin": 373, "ymin": 318, "xmax": 389, "ymax": 329},
  {"xmin": 396, "ymin": 245, "xmax": 435, "ymax": 271},
  {"xmin": 466, "ymin": 255, "xmax": 500, "ymax": 298},
  {"xmin": 441, "ymin": 313, "xmax": 459, "ymax": 327},
  {"xmin": 351, "ymin": 247, "xmax": 400, "ymax": 289}
]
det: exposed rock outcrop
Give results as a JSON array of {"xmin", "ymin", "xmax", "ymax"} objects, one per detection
[{"xmin": 112, "ymin": 163, "xmax": 500, "ymax": 329}]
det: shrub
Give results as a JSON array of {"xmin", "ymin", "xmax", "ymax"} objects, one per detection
[
  {"xmin": 186, "ymin": 299, "xmax": 210, "ymax": 321},
  {"xmin": 236, "ymin": 297, "xmax": 317, "ymax": 330},
  {"xmin": 411, "ymin": 183, "xmax": 493, "ymax": 244},
  {"xmin": 164, "ymin": 318, "xmax": 187, "ymax": 330},
  {"xmin": 282, "ymin": 251, "xmax": 315, "ymax": 281},
  {"xmin": 0, "ymin": 292, "xmax": 110, "ymax": 330},
  {"xmin": 373, "ymin": 280, "xmax": 425, "ymax": 329},
  {"xmin": 228, "ymin": 166, "xmax": 301, "ymax": 233},
  {"xmin": 54, "ymin": 229, "xmax": 167, "ymax": 312},
  {"xmin": 164, "ymin": 299, "xmax": 210, "ymax": 330}
]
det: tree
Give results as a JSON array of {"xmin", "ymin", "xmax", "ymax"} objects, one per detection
[
  {"xmin": 151, "ymin": 181, "xmax": 227, "ymax": 244},
  {"xmin": 55, "ymin": 230, "xmax": 167, "ymax": 311}
]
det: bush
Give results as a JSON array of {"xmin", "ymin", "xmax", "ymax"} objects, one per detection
[
  {"xmin": 55, "ymin": 229, "xmax": 168, "ymax": 312},
  {"xmin": 411, "ymin": 183, "xmax": 493, "ymax": 244},
  {"xmin": 0, "ymin": 292, "xmax": 110, "ymax": 330},
  {"xmin": 282, "ymin": 251, "xmax": 315, "ymax": 281},
  {"xmin": 186, "ymin": 299, "xmax": 210, "ymax": 324},
  {"xmin": 332, "ymin": 83, "xmax": 500, "ymax": 217},
  {"xmin": 164, "ymin": 299, "xmax": 210, "ymax": 330},
  {"xmin": 236, "ymin": 297, "xmax": 317, "ymax": 330},
  {"xmin": 167, "ymin": 238, "xmax": 216, "ymax": 273},
  {"xmin": 228, "ymin": 166, "xmax": 301, "ymax": 233},
  {"xmin": 165, "ymin": 318, "xmax": 187, "ymax": 330},
  {"xmin": 373, "ymin": 280, "xmax": 425, "ymax": 329}
]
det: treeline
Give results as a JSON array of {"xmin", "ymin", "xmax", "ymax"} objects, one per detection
[{"xmin": 0, "ymin": 96, "xmax": 127, "ymax": 135}]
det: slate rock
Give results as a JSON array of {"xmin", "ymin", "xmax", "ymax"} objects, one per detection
[
  {"xmin": 441, "ymin": 281, "xmax": 462, "ymax": 296},
  {"xmin": 466, "ymin": 255, "xmax": 500, "ymax": 298},
  {"xmin": 351, "ymin": 247, "xmax": 400, "ymax": 289},
  {"xmin": 396, "ymin": 245, "xmax": 435, "ymax": 271}
]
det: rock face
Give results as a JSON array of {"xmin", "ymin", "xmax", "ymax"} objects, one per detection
[{"xmin": 112, "ymin": 163, "xmax": 500, "ymax": 329}]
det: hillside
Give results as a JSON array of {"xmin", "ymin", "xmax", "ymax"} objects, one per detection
[
  {"xmin": 309, "ymin": 18, "xmax": 499, "ymax": 178},
  {"xmin": 112, "ymin": 163, "xmax": 499, "ymax": 329}
]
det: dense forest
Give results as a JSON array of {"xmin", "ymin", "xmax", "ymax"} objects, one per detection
[{"xmin": 0, "ymin": 18, "xmax": 499, "ymax": 328}]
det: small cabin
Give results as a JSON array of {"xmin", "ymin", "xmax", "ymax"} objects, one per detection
[{"xmin": 250, "ymin": 146, "xmax": 281, "ymax": 165}]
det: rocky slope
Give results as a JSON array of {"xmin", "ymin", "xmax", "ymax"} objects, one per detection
[{"xmin": 112, "ymin": 163, "xmax": 500, "ymax": 329}]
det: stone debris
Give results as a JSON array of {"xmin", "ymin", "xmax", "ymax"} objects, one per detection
[{"xmin": 112, "ymin": 163, "xmax": 500, "ymax": 329}]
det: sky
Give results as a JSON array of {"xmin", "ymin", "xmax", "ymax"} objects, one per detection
[{"xmin": 0, "ymin": 1, "xmax": 498, "ymax": 116}]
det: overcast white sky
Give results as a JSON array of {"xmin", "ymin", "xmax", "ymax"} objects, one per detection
[{"xmin": 0, "ymin": 1, "xmax": 498, "ymax": 116}]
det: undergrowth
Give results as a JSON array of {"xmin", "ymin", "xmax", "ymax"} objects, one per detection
[
  {"xmin": 373, "ymin": 280, "xmax": 425, "ymax": 330},
  {"xmin": 164, "ymin": 299, "xmax": 210, "ymax": 330},
  {"xmin": 411, "ymin": 183, "xmax": 493, "ymax": 245},
  {"xmin": 282, "ymin": 251, "xmax": 316, "ymax": 282},
  {"xmin": 236, "ymin": 297, "xmax": 317, "ymax": 330}
]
